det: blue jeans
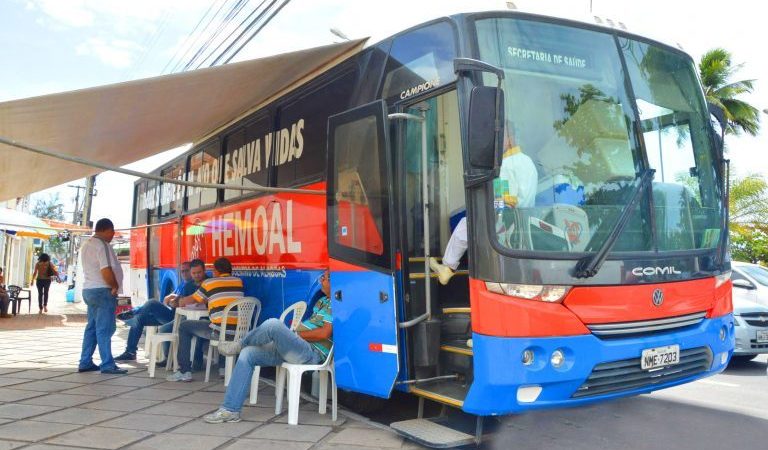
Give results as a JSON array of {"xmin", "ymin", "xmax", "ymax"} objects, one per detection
[
  {"xmin": 222, "ymin": 318, "xmax": 322, "ymax": 412},
  {"xmin": 79, "ymin": 288, "xmax": 118, "ymax": 372},
  {"xmin": 125, "ymin": 300, "xmax": 175, "ymax": 354},
  {"xmin": 177, "ymin": 319, "xmax": 212, "ymax": 373}
]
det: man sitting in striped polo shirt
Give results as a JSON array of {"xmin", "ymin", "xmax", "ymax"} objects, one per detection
[
  {"xmin": 167, "ymin": 257, "xmax": 244, "ymax": 382},
  {"xmin": 203, "ymin": 270, "xmax": 332, "ymax": 423}
]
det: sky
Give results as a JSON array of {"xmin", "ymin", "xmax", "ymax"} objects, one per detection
[{"xmin": 1, "ymin": 0, "xmax": 766, "ymax": 228}]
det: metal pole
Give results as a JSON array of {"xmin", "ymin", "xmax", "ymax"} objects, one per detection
[
  {"xmin": 419, "ymin": 109, "xmax": 431, "ymax": 321},
  {"xmin": 389, "ymin": 109, "xmax": 431, "ymax": 328}
]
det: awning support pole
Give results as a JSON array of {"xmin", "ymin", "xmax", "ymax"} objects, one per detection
[{"xmin": 0, "ymin": 136, "xmax": 324, "ymax": 196}]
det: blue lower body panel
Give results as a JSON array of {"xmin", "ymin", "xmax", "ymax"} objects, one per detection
[{"xmin": 463, "ymin": 314, "xmax": 734, "ymax": 415}]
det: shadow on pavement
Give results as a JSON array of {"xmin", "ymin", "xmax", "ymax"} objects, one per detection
[
  {"xmin": 483, "ymin": 395, "xmax": 768, "ymax": 450},
  {"xmin": 723, "ymin": 358, "xmax": 768, "ymax": 377}
]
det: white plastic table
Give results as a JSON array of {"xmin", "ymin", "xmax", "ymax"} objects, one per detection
[{"xmin": 169, "ymin": 306, "xmax": 208, "ymax": 371}]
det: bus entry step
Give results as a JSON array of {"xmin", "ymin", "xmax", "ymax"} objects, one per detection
[{"xmin": 390, "ymin": 418, "xmax": 475, "ymax": 448}]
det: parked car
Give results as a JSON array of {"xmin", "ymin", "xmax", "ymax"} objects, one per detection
[{"xmin": 730, "ymin": 261, "xmax": 768, "ymax": 363}]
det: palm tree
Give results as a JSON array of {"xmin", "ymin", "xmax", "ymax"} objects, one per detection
[{"xmin": 699, "ymin": 48, "xmax": 760, "ymax": 137}]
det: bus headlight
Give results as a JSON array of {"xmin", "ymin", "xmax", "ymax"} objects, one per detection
[
  {"xmin": 551, "ymin": 349, "xmax": 565, "ymax": 368},
  {"xmin": 715, "ymin": 271, "xmax": 731, "ymax": 288},
  {"xmin": 486, "ymin": 282, "xmax": 571, "ymax": 303}
]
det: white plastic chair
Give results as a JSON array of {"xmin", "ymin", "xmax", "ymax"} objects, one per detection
[
  {"xmin": 275, "ymin": 345, "xmax": 336, "ymax": 425},
  {"xmin": 204, "ymin": 297, "xmax": 261, "ymax": 385},
  {"xmin": 248, "ymin": 301, "xmax": 308, "ymax": 406},
  {"xmin": 146, "ymin": 326, "xmax": 175, "ymax": 378}
]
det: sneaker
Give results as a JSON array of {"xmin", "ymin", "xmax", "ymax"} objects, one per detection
[
  {"xmin": 429, "ymin": 257, "xmax": 455, "ymax": 285},
  {"xmin": 203, "ymin": 408, "xmax": 241, "ymax": 423},
  {"xmin": 166, "ymin": 371, "xmax": 192, "ymax": 382},
  {"xmin": 101, "ymin": 367, "xmax": 128, "ymax": 375},
  {"xmin": 114, "ymin": 351, "xmax": 136, "ymax": 361},
  {"xmin": 78, "ymin": 364, "xmax": 100, "ymax": 373},
  {"xmin": 116, "ymin": 310, "xmax": 135, "ymax": 321},
  {"xmin": 44, "ymin": 306, "xmax": 48, "ymax": 312}
]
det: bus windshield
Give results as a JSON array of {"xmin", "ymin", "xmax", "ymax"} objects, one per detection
[{"xmin": 474, "ymin": 17, "xmax": 723, "ymax": 255}]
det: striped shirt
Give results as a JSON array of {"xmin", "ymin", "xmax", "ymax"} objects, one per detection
[
  {"xmin": 191, "ymin": 274, "xmax": 244, "ymax": 325},
  {"xmin": 297, "ymin": 296, "xmax": 332, "ymax": 357}
]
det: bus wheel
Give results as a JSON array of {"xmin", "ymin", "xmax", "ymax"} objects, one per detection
[{"xmin": 337, "ymin": 390, "xmax": 388, "ymax": 414}]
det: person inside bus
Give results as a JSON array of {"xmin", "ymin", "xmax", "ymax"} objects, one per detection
[
  {"xmin": 429, "ymin": 120, "xmax": 538, "ymax": 285},
  {"xmin": 201, "ymin": 269, "xmax": 331, "ymax": 423},
  {"xmin": 166, "ymin": 257, "xmax": 244, "ymax": 382},
  {"xmin": 114, "ymin": 260, "xmax": 204, "ymax": 362}
]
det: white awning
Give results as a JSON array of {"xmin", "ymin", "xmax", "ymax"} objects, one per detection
[{"xmin": 0, "ymin": 39, "xmax": 366, "ymax": 201}]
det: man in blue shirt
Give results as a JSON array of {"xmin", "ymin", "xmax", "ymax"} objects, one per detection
[
  {"xmin": 204, "ymin": 270, "xmax": 332, "ymax": 423},
  {"xmin": 115, "ymin": 259, "xmax": 206, "ymax": 361}
]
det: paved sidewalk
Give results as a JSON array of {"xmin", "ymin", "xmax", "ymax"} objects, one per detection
[{"xmin": 0, "ymin": 320, "xmax": 422, "ymax": 450}]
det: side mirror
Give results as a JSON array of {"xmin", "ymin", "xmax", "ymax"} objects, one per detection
[
  {"xmin": 467, "ymin": 86, "xmax": 504, "ymax": 171},
  {"xmin": 732, "ymin": 279, "xmax": 756, "ymax": 290}
]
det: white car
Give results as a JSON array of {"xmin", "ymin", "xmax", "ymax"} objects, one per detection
[{"xmin": 730, "ymin": 261, "xmax": 768, "ymax": 362}]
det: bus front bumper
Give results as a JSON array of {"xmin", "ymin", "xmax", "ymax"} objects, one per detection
[{"xmin": 462, "ymin": 313, "xmax": 734, "ymax": 415}]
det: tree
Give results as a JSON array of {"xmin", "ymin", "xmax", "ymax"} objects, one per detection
[
  {"xmin": 699, "ymin": 48, "xmax": 760, "ymax": 137},
  {"xmin": 31, "ymin": 193, "xmax": 65, "ymax": 221},
  {"xmin": 728, "ymin": 174, "xmax": 768, "ymax": 263}
]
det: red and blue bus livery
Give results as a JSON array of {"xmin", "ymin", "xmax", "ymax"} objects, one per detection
[{"xmin": 132, "ymin": 10, "xmax": 733, "ymax": 447}]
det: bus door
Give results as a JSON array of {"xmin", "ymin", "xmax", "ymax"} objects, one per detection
[{"xmin": 327, "ymin": 100, "xmax": 399, "ymax": 398}]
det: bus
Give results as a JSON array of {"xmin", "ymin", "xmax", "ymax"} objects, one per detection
[{"xmin": 131, "ymin": 10, "xmax": 733, "ymax": 447}]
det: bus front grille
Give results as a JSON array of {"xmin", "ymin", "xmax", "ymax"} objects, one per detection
[
  {"xmin": 572, "ymin": 347, "xmax": 712, "ymax": 398},
  {"xmin": 586, "ymin": 312, "xmax": 707, "ymax": 337}
]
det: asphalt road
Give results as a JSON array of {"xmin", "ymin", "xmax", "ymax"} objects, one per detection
[
  {"xmin": 482, "ymin": 354, "xmax": 768, "ymax": 450},
  {"xmin": 368, "ymin": 355, "xmax": 768, "ymax": 449}
]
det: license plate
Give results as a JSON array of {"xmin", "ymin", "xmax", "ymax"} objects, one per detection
[
  {"xmin": 757, "ymin": 330, "xmax": 768, "ymax": 343},
  {"xmin": 641, "ymin": 345, "xmax": 680, "ymax": 370}
]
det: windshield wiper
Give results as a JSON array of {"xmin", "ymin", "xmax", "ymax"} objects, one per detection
[{"xmin": 574, "ymin": 168, "xmax": 655, "ymax": 278}]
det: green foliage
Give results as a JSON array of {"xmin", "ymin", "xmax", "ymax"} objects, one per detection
[
  {"xmin": 729, "ymin": 174, "xmax": 768, "ymax": 263},
  {"xmin": 31, "ymin": 193, "xmax": 65, "ymax": 221},
  {"xmin": 699, "ymin": 48, "xmax": 760, "ymax": 137}
]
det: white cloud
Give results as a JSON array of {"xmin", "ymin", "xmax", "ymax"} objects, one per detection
[
  {"xmin": 76, "ymin": 38, "xmax": 143, "ymax": 68},
  {"xmin": 26, "ymin": 0, "xmax": 94, "ymax": 28}
]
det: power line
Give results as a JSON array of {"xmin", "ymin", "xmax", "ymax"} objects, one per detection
[
  {"xmin": 180, "ymin": 0, "xmax": 251, "ymax": 72},
  {"xmin": 162, "ymin": 0, "xmax": 228, "ymax": 74},
  {"xmin": 170, "ymin": 0, "xmax": 241, "ymax": 73},
  {"xmin": 193, "ymin": 0, "xmax": 269, "ymax": 69},
  {"xmin": 221, "ymin": 0, "xmax": 291, "ymax": 65}
]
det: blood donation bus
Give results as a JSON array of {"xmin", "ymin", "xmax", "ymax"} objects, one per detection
[{"xmin": 130, "ymin": 10, "xmax": 734, "ymax": 447}]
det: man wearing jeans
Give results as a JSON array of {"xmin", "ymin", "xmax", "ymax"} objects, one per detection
[
  {"xmin": 114, "ymin": 260, "xmax": 205, "ymax": 362},
  {"xmin": 78, "ymin": 218, "xmax": 126, "ymax": 375},
  {"xmin": 204, "ymin": 270, "xmax": 332, "ymax": 423},
  {"xmin": 166, "ymin": 257, "xmax": 244, "ymax": 382}
]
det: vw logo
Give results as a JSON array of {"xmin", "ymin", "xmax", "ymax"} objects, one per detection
[{"xmin": 652, "ymin": 289, "xmax": 664, "ymax": 307}]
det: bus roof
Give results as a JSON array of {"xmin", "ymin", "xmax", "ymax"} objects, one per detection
[{"xmin": 0, "ymin": 39, "xmax": 365, "ymax": 202}]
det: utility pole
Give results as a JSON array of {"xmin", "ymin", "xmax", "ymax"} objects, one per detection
[
  {"xmin": 81, "ymin": 175, "xmax": 97, "ymax": 229},
  {"xmin": 68, "ymin": 184, "xmax": 84, "ymax": 225}
]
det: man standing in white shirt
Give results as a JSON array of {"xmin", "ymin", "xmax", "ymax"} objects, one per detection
[{"xmin": 77, "ymin": 218, "xmax": 127, "ymax": 375}]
